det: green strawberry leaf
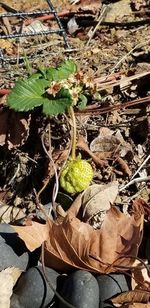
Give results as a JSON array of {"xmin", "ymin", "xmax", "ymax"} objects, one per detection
[
  {"xmin": 7, "ymin": 79, "xmax": 49, "ymax": 112},
  {"xmin": 43, "ymin": 97, "xmax": 71, "ymax": 115},
  {"xmin": 28, "ymin": 73, "xmax": 43, "ymax": 81},
  {"xmin": 78, "ymin": 94, "xmax": 87, "ymax": 109},
  {"xmin": 7, "ymin": 60, "xmax": 78, "ymax": 116},
  {"xmin": 46, "ymin": 60, "xmax": 77, "ymax": 81},
  {"xmin": 58, "ymin": 60, "xmax": 77, "ymax": 73},
  {"xmin": 46, "ymin": 67, "xmax": 59, "ymax": 81},
  {"xmin": 57, "ymin": 60, "xmax": 77, "ymax": 78},
  {"xmin": 43, "ymin": 88, "xmax": 72, "ymax": 115}
]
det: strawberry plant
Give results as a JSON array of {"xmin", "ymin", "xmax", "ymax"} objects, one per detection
[{"xmin": 7, "ymin": 60, "xmax": 94, "ymax": 193}]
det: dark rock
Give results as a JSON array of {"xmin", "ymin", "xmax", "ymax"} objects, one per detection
[
  {"xmin": 59, "ymin": 270, "xmax": 99, "ymax": 308},
  {"xmin": 97, "ymin": 273, "xmax": 130, "ymax": 308},
  {"xmin": 0, "ymin": 223, "xmax": 29, "ymax": 270},
  {"xmin": 0, "ymin": 241, "xmax": 28, "ymax": 271},
  {"xmin": 11, "ymin": 265, "xmax": 60, "ymax": 308}
]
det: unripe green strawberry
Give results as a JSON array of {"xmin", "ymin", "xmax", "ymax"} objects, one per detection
[{"xmin": 60, "ymin": 156, "xmax": 93, "ymax": 194}]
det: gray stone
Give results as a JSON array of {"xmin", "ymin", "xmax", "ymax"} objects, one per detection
[
  {"xmin": 97, "ymin": 273, "xmax": 130, "ymax": 308},
  {"xmin": 0, "ymin": 223, "xmax": 29, "ymax": 270},
  {"xmin": 11, "ymin": 265, "xmax": 60, "ymax": 308},
  {"xmin": 0, "ymin": 242, "xmax": 28, "ymax": 271},
  {"xmin": 59, "ymin": 270, "xmax": 99, "ymax": 308}
]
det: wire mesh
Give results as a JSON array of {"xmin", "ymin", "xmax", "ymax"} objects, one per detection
[{"xmin": 0, "ymin": 0, "xmax": 69, "ymax": 65}]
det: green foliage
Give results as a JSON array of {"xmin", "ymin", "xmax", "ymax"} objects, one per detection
[
  {"xmin": 7, "ymin": 60, "xmax": 94, "ymax": 116},
  {"xmin": 7, "ymin": 79, "xmax": 49, "ymax": 112},
  {"xmin": 43, "ymin": 89, "xmax": 72, "ymax": 116},
  {"xmin": 46, "ymin": 60, "xmax": 77, "ymax": 81},
  {"xmin": 78, "ymin": 94, "xmax": 88, "ymax": 109}
]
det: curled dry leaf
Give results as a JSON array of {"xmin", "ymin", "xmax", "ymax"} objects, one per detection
[
  {"xmin": 122, "ymin": 304, "xmax": 150, "ymax": 308},
  {"xmin": 132, "ymin": 263, "xmax": 150, "ymax": 290},
  {"xmin": 67, "ymin": 17, "xmax": 79, "ymax": 34},
  {"xmin": 12, "ymin": 221, "xmax": 49, "ymax": 252},
  {"xmin": 112, "ymin": 290, "xmax": 150, "ymax": 305},
  {"xmin": 76, "ymin": 135, "xmax": 107, "ymax": 167},
  {"xmin": 89, "ymin": 127, "xmax": 132, "ymax": 176},
  {"xmin": 12, "ymin": 193, "xmax": 144, "ymax": 274},
  {"xmin": 90, "ymin": 127, "xmax": 132, "ymax": 158},
  {"xmin": 81, "ymin": 181, "xmax": 118, "ymax": 223}
]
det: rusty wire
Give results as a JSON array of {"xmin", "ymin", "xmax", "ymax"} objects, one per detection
[{"xmin": 0, "ymin": 0, "xmax": 69, "ymax": 64}]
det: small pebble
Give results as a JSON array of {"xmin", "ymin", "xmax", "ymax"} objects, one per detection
[
  {"xmin": 97, "ymin": 273, "xmax": 130, "ymax": 308},
  {"xmin": 0, "ymin": 223, "xmax": 29, "ymax": 271},
  {"xmin": 59, "ymin": 270, "xmax": 99, "ymax": 308},
  {"xmin": 11, "ymin": 265, "xmax": 60, "ymax": 308}
]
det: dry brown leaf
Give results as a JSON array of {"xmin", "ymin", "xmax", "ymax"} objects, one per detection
[
  {"xmin": 40, "ymin": 149, "xmax": 69, "ymax": 196},
  {"xmin": 76, "ymin": 135, "xmax": 107, "ymax": 167},
  {"xmin": 115, "ymin": 157, "xmax": 132, "ymax": 177},
  {"xmin": 90, "ymin": 127, "xmax": 132, "ymax": 158},
  {"xmin": 44, "ymin": 203, "xmax": 143, "ymax": 272},
  {"xmin": 121, "ymin": 304, "xmax": 150, "ymax": 308},
  {"xmin": 131, "ymin": 261, "xmax": 150, "ymax": 290},
  {"xmin": 90, "ymin": 128, "xmax": 121, "ymax": 152},
  {"xmin": 112, "ymin": 290, "xmax": 150, "ymax": 305},
  {"xmin": 0, "ymin": 267, "xmax": 22, "ymax": 308},
  {"xmin": 12, "ymin": 221, "xmax": 49, "ymax": 251},
  {"xmin": 94, "ymin": 151, "xmax": 113, "ymax": 159},
  {"xmin": 12, "ymin": 194, "xmax": 144, "ymax": 273},
  {"xmin": 24, "ymin": 20, "xmax": 49, "ymax": 34},
  {"xmin": 81, "ymin": 181, "xmax": 118, "ymax": 222},
  {"xmin": 133, "ymin": 198, "xmax": 149, "ymax": 217}
]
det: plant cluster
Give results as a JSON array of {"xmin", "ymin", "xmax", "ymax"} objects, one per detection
[
  {"xmin": 7, "ymin": 60, "xmax": 95, "ymax": 194},
  {"xmin": 7, "ymin": 60, "xmax": 96, "ymax": 116}
]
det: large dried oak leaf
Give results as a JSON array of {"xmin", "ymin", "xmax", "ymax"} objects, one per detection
[{"xmin": 12, "ymin": 195, "xmax": 144, "ymax": 273}]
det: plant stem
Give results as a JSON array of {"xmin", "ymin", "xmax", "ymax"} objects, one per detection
[{"xmin": 69, "ymin": 106, "xmax": 76, "ymax": 160}]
